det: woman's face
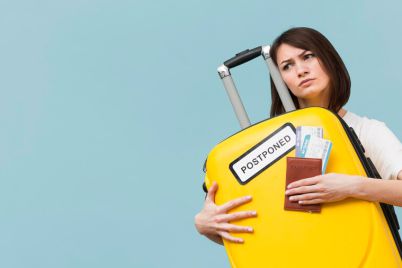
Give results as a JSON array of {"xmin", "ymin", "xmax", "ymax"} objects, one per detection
[{"xmin": 276, "ymin": 43, "xmax": 331, "ymax": 105}]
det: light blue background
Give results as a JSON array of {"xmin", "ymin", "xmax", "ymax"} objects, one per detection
[{"xmin": 1, "ymin": 0, "xmax": 402, "ymax": 267}]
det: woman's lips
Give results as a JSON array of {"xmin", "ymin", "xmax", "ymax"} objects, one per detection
[{"xmin": 299, "ymin": 78, "xmax": 315, "ymax": 87}]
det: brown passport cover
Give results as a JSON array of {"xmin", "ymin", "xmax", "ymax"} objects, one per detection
[{"xmin": 285, "ymin": 157, "xmax": 322, "ymax": 213}]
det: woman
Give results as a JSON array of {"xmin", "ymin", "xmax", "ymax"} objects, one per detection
[{"xmin": 194, "ymin": 27, "xmax": 402, "ymax": 245}]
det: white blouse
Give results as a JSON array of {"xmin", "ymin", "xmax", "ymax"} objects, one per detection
[{"xmin": 343, "ymin": 111, "xmax": 402, "ymax": 180}]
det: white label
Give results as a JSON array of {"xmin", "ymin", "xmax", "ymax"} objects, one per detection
[{"xmin": 230, "ymin": 124, "xmax": 296, "ymax": 184}]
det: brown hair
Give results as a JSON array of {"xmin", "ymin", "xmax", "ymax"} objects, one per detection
[{"xmin": 269, "ymin": 27, "xmax": 350, "ymax": 117}]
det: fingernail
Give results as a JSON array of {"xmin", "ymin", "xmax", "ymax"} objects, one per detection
[
  {"xmin": 246, "ymin": 195, "xmax": 252, "ymax": 200},
  {"xmin": 289, "ymin": 197, "xmax": 294, "ymax": 201},
  {"xmin": 287, "ymin": 184, "xmax": 292, "ymax": 188},
  {"xmin": 247, "ymin": 227, "xmax": 253, "ymax": 232},
  {"xmin": 252, "ymin": 211, "xmax": 257, "ymax": 216},
  {"xmin": 299, "ymin": 201, "xmax": 303, "ymax": 204},
  {"xmin": 285, "ymin": 190, "xmax": 289, "ymax": 195}
]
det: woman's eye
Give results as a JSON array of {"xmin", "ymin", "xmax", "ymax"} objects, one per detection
[
  {"xmin": 304, "ymin": 53, "xmax": 315, "ymax": 60},
  {"xmin": 282, "ymin": 64, "xmax": 291, "ymax": 71}
]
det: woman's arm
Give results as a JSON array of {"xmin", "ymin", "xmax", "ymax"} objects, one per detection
[
  {"xmin": 354, "ymin": 174, "xmax": 402, "ymax": 206},
  {"xmin": 195, "ymin": 182, "xmax": 257, "ymax": 244},
  {"xmin": 285, "ymin": 172, "xmax": 402, "ymax": 207}
]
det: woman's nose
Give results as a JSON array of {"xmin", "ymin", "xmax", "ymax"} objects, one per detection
[{"xmin": 296, "ymin": 62, "xmax": 309, "ymax": 77}]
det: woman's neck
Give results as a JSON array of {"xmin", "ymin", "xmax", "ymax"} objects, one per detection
[
  {"xmin": 298, "ymin": 99, "xmax": 347, "ymax": 118},
  {"xmin": 338, "ymin": 108, "xmax": 347, "ymax": 118},
  {"xmin": 297, "ymin": 98, "xmax": 329, "ymax": 109}
]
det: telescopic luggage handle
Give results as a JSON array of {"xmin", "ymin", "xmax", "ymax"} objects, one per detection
[{"xmin": 217, "ymin": 45, "xmax": 296, "ymax": 129}]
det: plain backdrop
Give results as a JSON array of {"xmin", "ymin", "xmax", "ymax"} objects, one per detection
[{"xmin": 0, "ymin": 0, "xmax": 402, "ymax": 267}]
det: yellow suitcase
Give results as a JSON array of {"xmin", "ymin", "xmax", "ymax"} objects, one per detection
[{"xmin": 203, "ymin": 46, "xmax": 402, "ymax": 267}]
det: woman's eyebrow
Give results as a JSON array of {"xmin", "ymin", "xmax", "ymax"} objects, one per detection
[{"xmin": 279, "ymin": 50, "xmax": 308, "ymax": 65}]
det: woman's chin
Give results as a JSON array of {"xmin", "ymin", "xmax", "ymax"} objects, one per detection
[{"xmin": 296, "ymin": 88, "xmax": 324, "ymax": 99}]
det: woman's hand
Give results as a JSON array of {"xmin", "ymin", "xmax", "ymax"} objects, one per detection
[
  {"xmin": 194, "ymin": 181, "xmax": 257, "ymax": 244},
  {"xmin": 285, "ymin": 173, "xmax": 363, "ymax": 204}
]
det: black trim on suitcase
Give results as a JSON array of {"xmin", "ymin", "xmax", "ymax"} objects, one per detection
[{"xmin": 336, "ymin": 114, "xmax": 402, "ymax": 258}]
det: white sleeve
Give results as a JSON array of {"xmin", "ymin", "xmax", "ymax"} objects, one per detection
[{"xmin": 361, "ymin": 120, "xmax": 402, "ymax": 180}]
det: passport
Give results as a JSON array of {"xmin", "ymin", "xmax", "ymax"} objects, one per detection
[{"xmin": 285, "ymin": 157, "xmax": 322, "ymax": 213}]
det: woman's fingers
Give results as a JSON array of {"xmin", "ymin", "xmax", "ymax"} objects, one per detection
[
  {"xmin": 202, "ymin": 183, "xmax": 256, "ymax": 243},
  {"xmin": 206, "ymin": 181, "xmax": 218, "ymax": 202},
  {"xmin": 218, "ymin": 195, "xmax": 252, "ymax": 213},
  {"xmin": 287, "ymin": 176, "xmax": 320, "ymax": 189},
  {"xmin": 216, "ymin": 210, "xmax": 257, "ymax": 223},
  {"xmin": 289, "ymin": 193, "xmax": 323, "ymax": 202},
  {"xmin": 285, "ymin": 184, "xmax": 320, "ymax": 196},
  {"xmin": 217, "ymin": 231, "xmax": 244, "ymax": 244},
  {"xmin": 216, "ymin": 223, "xmax": 254, "ymax": 233},
  {"xmin": 299, "ymin": 198, "xmax": 325, "ymax": 205}
]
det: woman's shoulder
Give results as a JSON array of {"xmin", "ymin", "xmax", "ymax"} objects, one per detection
[
  {"xmin": 342, "ymin": 111, "xmax": 389, "ymax": 139},
  {"xmin": 343, "ymin": 111, "xmax": 402, "ymax": 180},
  {"xmin": 343, "ymin": 110, "xmax": 386, "ymax": 129}
]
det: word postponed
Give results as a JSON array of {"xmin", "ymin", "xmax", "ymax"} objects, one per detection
[{"xmin": 230, "ymin": 123, "xmax": 296, "ymax": 184}]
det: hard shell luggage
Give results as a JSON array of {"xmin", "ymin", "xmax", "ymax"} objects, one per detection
[{"xmin": 202, "ymin": 46, "xmax": 402, "ymax": 267}]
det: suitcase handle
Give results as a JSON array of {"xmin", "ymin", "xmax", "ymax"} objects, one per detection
[
  {"xmin": 218, "ymin": 45, "xmax": 296, "ymax": 129},
  {"xmin": 224, "ymin": 46, "xmax": 262, "ymax": 69}
]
